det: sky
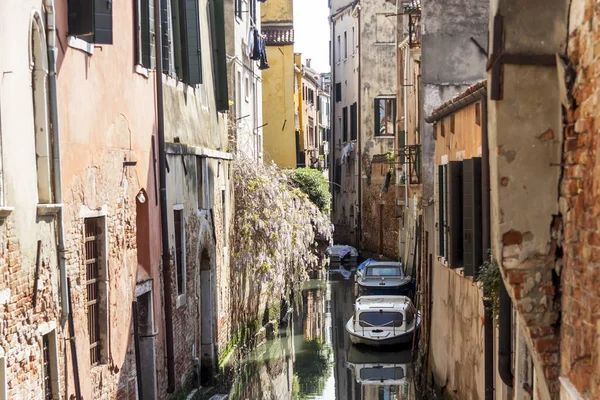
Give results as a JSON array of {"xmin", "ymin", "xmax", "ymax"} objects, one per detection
[{"xmin": 293, "ymin": 0, "xmax": 330, "ymax": 74}]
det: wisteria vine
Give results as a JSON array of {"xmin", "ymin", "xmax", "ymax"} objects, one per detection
[{"xmin": 232, "ymin": 158, "xmax": 333, "ymax": 287}]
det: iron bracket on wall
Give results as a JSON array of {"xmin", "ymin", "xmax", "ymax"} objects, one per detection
[{"xmin": 487, "ymin": 14, "xmax": 556, "ymax": 100}]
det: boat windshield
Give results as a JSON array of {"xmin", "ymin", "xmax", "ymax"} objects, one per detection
[
  {"xmin": 358, "ymin": 312, "xmax": 403, "ymax": 327},
  {"xmin": 365, "ymin": 266, "xmax": 403, "ymax": 277},
  {"xmin": 360, "ymin": 366, "xmax": 405, "ymax": 381}
]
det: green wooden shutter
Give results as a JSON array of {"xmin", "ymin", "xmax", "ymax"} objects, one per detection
[
  {"xmin": 181, "ymin": 0, "xmax": 203, "ymax": 85},
  {"xmin": 161, "ymin": 0, "xmax": 171, "ymax": 72},
  {"xmin": 374, "ymin": 99, "xmax": 380, "ymax": 136},
  {"xmin": 68, "ymin": 0, "xmax": 94, "ymax": 36},
  {"xmin": 438, "ymin": 165, "xmax": 444, "ymax": 257},
  {"xmin": 210, "ymin": 0, "xmax": 229, "ymax": 111},
  {"xmin": 463, "ymin": 158, "xmax": 482, "ymax": 277},
  {"xmin": 94, "ymin": 0, "xmax": 113, "ymax": 44},
  {"xmin": 341, "ymin": 107, "xmax": 345, "ymax": 141},
  {"xmin": 141, "ymin": 0, "xmax": 155, "ymax": 68},
  {"xmin": 448, "ymin": 161, "xmax": 463, "ymax": 268},
  {"xmin": 399, "ymin": 130, "xmax": 406, "ymax": 164}
]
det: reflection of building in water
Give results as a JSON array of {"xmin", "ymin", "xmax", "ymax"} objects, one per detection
[
  {"xmin": 329, "ymin": 275, "xmax": 360, "ymax": 399},
  {"xmin": 303, "ymin": 288, "xmax": 325, "ymax": 340}
]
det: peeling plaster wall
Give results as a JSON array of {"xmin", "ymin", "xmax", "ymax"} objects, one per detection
[
  {"xmin": 331, "ymin": 7, "xmax": 359, "ymax": 246},
  {"xmin": 429, "ymin": 263, "xmax": 485, "ymax": 400},
  {"xmin": 358, "ymin": 0, "xmax": 397, "ymax": 254},
  {"xmin": 226, "ymin": 0, "xmax": 263, "ymax": 162},
  {"xmin": 0, "ymin": 1, "xmax": 65, "ymax": 397},
  {"xmin": 487, "ymin": 0, "xmax": 566, "ymax": 397},
  {"xmin": 164, "ymin": 152, "xmax": 229, "ymax": 390}
]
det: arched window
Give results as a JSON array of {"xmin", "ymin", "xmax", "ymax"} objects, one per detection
[{"xmin": 30, "ymin": 14, "xmax": 53, "ymax": 204}]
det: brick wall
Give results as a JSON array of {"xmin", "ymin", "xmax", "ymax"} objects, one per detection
[
  {"xmin": 63, "ymin": 152, "xmax": 141, "ymax": 399},
  {"xmin": 0, "ymin": 221, "xmax": 64, "ymax": 399},
  {"xmin": 361, "ymin": 160, "xmax": 399, "ymax": 259},
  {"xmin": 560, "ymin": 1, "xmax": 600, "ymax": 396}
]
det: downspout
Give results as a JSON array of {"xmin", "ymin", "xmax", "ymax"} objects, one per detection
[
  {"xmin": 43, "ymin": 0, "xmax": 68, "ymax": 327},
  {"xmin": 481, "ymin": 90, "xmax": 494, "ymax": 399},
  {"xmin": 403, "ymin": 44, "xmax": 408, "ymax": 210},
  {"xmin": 330, "ymin": 16, "xmax": 336, "ymax": 215},
  {"xmin": 154, "ymin": 0, "xmax": 176, "ymax": 392},
  {"xmin": 356, "ymin": 5, "xmax": 362, "ymax": 249}
]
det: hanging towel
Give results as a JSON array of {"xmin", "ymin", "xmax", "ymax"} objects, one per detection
[{"xmin": 247, "ymin": 28, "xmax": 255, "ymax": 58}]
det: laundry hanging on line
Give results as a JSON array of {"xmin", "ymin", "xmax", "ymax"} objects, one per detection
[{"xmin": 247, "ymin": 27, "xmax": 269, "ymax": 69}]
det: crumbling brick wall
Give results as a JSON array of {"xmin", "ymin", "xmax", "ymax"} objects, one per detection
[
  {"xmin": 361, "ymin": 159, "xmax": 399, "ymax": 259},
  {"xmin": 559, "ymin": 0, "xmax": 600, "ymax": 396},
  {"xmin": 0, "ymin": 221, "xmax": 65, "ymax": 399}
]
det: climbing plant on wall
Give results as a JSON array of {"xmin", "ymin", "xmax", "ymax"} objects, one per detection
[
  {"xmin": 476, "ymin": 252, "xmax": 501, "ymax": 324},
  {"xmin": 232, "ymin": 158, "xmax": 333, "ymax": 286},
  {"xmin": 288, "ymin": 168, "xmax": 332, "ymax": 215}
]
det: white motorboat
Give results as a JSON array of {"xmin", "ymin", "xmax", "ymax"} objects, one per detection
[
  {"xmin": 356, "ymin": 261, "xmax": 414, "ymax": 299},
  {"xmin": 346, "ymin": 295, "xmax": 420, "ymax": 347}
]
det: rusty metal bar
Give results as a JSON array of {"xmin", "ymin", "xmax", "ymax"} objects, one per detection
[{"xmin": 32, "ymin": 240, "xmax": 42, "ymax": 309}]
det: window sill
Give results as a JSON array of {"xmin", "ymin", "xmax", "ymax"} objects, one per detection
[
  {"xmin": 135, "ymin": 65, "xmax": 150, "ymax": 79},
  {"xmin": 68, "ymin": 36, "xmax": 94, "ymax": 55},
  {"xmin": 0, "ymin": 206, "xmax": 14, "ymax": 219},
  {"xmin": 176, "ymin": 294, "xmax": 187, "ymax": 309},
  {"xmin": 375, "ymin": 135, "xmax": 395, "ymax": 139},
  {"xmin": 37, "ymin": 204, "xmax": 63, "ymax": 217}
]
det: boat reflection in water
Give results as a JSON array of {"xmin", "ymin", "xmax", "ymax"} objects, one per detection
[
  {"xmin": 346, "ymin": 345, "xmax": 413, "ymax": 400},
  {"xmin": 218, "ymin": 271, "xmax": 415, "ymax": 399}
]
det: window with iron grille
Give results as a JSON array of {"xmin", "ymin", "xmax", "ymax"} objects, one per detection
[
  {"xmin": 43, "ymin": 334, "xmax": 53, "ymax": 400},
  {"xmin": 174, "ymin": 208, "xmax": 185, "ymax": 296},
  {"xmin": 85, "ymin": 217, "xmax": 105, "ymax": 366}
]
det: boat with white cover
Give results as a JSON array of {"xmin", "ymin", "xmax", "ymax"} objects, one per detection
[{"xmin": 346, "ymin": 295, "xmax": 420, "ymax": 347}]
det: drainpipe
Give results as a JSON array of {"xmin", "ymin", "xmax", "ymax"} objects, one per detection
[
  {"xmin": 481, "ymin": 90, "xmax": 494, "ymax": 399},
  {"xmin": 499, "ymin": 280, "xmax": 514, "ymax": 387},
  {"xmin": 43, "ymin": 0, "xmax": 68, "ymax": 327},
  {"xmin": 403, "ymin": 44, "xmax": 408, "ymax": 210},
  {"xmin": 154, "ymin": 0, "xmax": 176, "ymax": 392},
  {"xmin": 356, "ymin": 5, "xmax": 362, "ymax": 249},
  {"xmin": 330, "ymin": 19, "xmax": 336, "ymax": 211}
]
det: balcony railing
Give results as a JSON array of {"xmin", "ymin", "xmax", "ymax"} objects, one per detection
[
  {"xmin": 397, "ymin": 145, "xmax": 421, "ymax": 185},
  {"xmin": 408, "ymin": 10, "xmax": 421, "ymax": 49}
]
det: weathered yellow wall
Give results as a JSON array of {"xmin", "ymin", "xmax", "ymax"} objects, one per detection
[
  {"xmin": 262, "ymin": 45, "xmax": 296, "ymax": 168},
  {"xmin": 261, "ymin": 0, "xmax": 293, "ymax": 23},
  {"xmin": 434, "ymin": 102, "xmax": 483, "ymax": 164}
]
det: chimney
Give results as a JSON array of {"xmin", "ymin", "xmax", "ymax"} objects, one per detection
[{"xmin": 306, "ymin": 58, "xmax": 311, "ymax": 68}]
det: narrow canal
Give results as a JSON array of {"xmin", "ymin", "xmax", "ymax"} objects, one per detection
[{"xmin": 212, "ymin": 269, "xmax": 416, "ymax": 399}]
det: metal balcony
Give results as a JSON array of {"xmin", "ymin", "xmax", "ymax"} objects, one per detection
[
  {"xmin": 397, "ymin": 145, "xmax": 421, "ymax": 185},
  {"xmin": 408, "ymin": 7, "xmax": 421, "ymax": 49}
]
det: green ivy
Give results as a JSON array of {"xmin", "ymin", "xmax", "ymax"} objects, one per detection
[
  {"xmin": 288, "ymin": 168, "xmax": 332, "ymax": 215},
  {"xmin": 476, "ymin": 252, "xmax": 501, "ymax": 325}
]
